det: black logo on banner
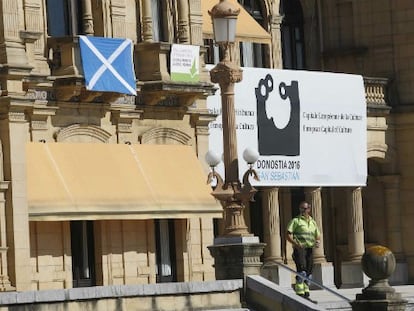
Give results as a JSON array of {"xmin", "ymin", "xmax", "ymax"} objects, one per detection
[{"xmin": 255, "ymin": 74, "xmax": 300, "ymax": 156}]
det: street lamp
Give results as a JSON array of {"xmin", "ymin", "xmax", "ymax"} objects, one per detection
[{"xmin": 207, "ymin": 0, "xmax": 259, "ymax": 237}]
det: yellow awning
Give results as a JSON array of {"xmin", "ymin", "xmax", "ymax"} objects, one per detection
[
  {"xmin": 202, "ymin": 0, "xmax": 271, "ymax": 44},
  {"xmin": 26, "ymin": 143, "xmax": 222, "ymax": 221}
]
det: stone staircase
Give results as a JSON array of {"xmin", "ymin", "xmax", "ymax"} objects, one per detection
[
  {"xmin": 244, "ymin": 275, "xmax": 414, "ymax": 311},
  {"xmin": 312, "ymin": 285, "xmax": 414, "ymax": 311}
]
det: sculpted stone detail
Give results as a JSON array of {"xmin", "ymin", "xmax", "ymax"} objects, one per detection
[
  {"xmin": 140, "ymin": 127, "xmax": 191, "ymax": 145},
  {"xmin": 31, "ymin": 120, "xmax": 48, "ymax": 131},
  {"xmin": 54, "ymin": 124, "xmax": 112, "ymax": 143},
  {"xmin": 8, "ymin": 112, "xmax": 26, "ymax": 123}
]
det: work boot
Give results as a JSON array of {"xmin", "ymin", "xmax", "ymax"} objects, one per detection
[{"xmin": 294, "ymin": 282, "xmax": 305, "ymax": 296}]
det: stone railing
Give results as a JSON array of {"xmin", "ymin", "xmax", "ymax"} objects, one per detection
[{"xmin": 363, "ymin": 77, "xmax": 389, "ymax": 107}]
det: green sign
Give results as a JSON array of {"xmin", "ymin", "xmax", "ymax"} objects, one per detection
[{"xmin": 170, "ymin": 44, "xmax": 200, "ymax": 82}]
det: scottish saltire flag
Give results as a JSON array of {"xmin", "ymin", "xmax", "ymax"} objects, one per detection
[{"xmin": 79, "ymin": 36, "xmax": 137, "ymax": 95}]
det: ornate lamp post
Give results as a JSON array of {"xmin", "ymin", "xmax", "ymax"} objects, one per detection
[
  {"xmin": 207, "ymin": 0, "xmax": 265, "ymax": 280},
  {"xmin": 206, "ymin": 0, "xmax": 259, "ymax": 237}
]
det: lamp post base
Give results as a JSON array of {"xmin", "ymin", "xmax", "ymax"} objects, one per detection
[{"xmin": 208, "ymin": 236, "xmax": 265, "ymax": 280}]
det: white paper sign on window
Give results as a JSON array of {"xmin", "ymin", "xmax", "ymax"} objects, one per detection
[{"xmin": 170, "ymin": 44, "xmax": 200, "ymax": 82}]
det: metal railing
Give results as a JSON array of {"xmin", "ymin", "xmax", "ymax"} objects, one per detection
[{"xmin": 261, "ymin": 261, "xmax": 352, "ymax": 303}]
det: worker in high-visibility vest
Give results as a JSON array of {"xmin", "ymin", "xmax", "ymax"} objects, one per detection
[{"xmin": 286, "ymin": 201, "xmax": 321, "ymax": 300}]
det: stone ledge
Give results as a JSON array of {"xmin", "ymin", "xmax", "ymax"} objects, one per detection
[{"xmin": 0, "ymin": 279, "xmax": 243, "ymax": 305}]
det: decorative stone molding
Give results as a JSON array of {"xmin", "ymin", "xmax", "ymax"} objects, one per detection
[
  {"xmin": 54, "ymin": 124, "xmax": 112, "ymax": 143},
  {"xmin": 111, "ymin": 105, "xmax": 142, "ymax": 136},
  {"xmin": 140, "ymin": 127, "xmax": 191, "ymax": 145},
  {"xmin": 7, "ymin": 111, "xmax": 27, "ymax": 123},
  {"xmin": 367, "ymin": 142, "xmax": 388, "ymax": 160},
  {"xmin": 189, "ymin": 108, "xmax": 217, "ymax": 136}
]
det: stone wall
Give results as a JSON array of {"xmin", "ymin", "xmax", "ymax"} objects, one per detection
[{"xmin": 0, "ymin": 280, "xmax": 243, "ymax": 311}]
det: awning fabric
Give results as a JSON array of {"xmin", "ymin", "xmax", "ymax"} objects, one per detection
[
  {"xmin": 202, "ymin": 0, "xmax": 271, "ymax": 44},
  {"xmin": 26, "ymin": 143, "xmax": 222, "ymax": 221}
]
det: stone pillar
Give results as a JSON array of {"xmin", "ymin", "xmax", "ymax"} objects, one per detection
[
  {"xmin": 260, "ymin": 187, "xmax": 291, "ymax": 287},
  {"xmin": 379, "ymin": 175, "xmax": 407, "ymax": 285},
  {"xmin": 269, "ymin": 1, "xmax": 283, "ymax": 69},
  {"xmin": 262, "ymin": 187, "xmax": 282, "ymax": 263},
  {"xmin": 110, "ymin": 0, "xmax": 127, "ymax": 38},
  {"xmin": 1, "ymin": 108, "xmax": 32, "ymax": 291},
  {"xmin": 23, "ymin": 0, "xmax": 49, "ymax": 76},
  {"xmin": 81, "ymin": 0, "xmax": 94, "ymax": 35},
  {"xmin": 178, "ymin": 0, "xmax": 190, "ymax": 44},
  {"xmin": 141, "ymin": 0, "xmax": 153, "ymax": 42},
  {"xmin": 0, "ymin": 139, "xmax": 13, "ymax": 291},
  {"xmin": 305, "ymin": 187, "xmax": 326, "ymax": 263},
  {"xmin": 347, "ymin": 187, "xmax": 365, "ymax": 261},
  {"xmin": 305, "ymin": 187, "xmax": 334, "ymax": 288},
  {"xmin": 188, "ymin": 0, "xmax": 203, "ymax": 45},
  {"xmin": 208, "ymin": 236, "xmax": 265, "ymax": 281},
  {"xmin": 0, "ymin": 171, "xmax": 13, "ymax": 291},
  {"xmin": 341, "ymin": 187, "xmax": 367, "ymax": 288},
  {"xmin": 0, "ymin": 0, "xmax": 32, "ymax": 93},
  {"xmin": 279, "ymin": 188, "xmax": 293, "ymax": 265}
]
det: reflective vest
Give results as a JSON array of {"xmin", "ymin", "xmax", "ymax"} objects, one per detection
[{"xmin": 287, "ymin": 215, "xmax": 320, "ymax": 248}]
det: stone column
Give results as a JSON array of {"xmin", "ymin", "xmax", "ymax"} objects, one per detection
[
  {"xmin": 23, "ymin": 0, "xmax": 49, "ymax": 76},
  {"xmin": 110, "ymin": 0, "xmax": 127, "ymax": 38},
  {"xmin": 141, "ymin": 0, "xmax": 153, "ymax": 42},
  {"xmin": 279, "ymin": 188, "xmax": 293, "ymax": 265},
  {"xmin": 178, "ymin": 0, "xmax": 190, "ymax": 44},
  {"xmin": 1, "ymin": 109, "xmax": 32, "ymax": 291},
  {"xmin": 379, "ymin": 175, "xmax": 407, "ymax": 285},
  {"xmin": 341, "ymin": 187, "xmax": 367, "ymax": 288},
  {"xmin": 81, "ymin": 0, "xmax": 94, "ymax": 35},
  {"xmin": 0, "ymin": 0, "xmax": 32, "ymax": 93},
  {"xmin": 188, "ymin": 0, "xmax": 203, "ymax": 45},
  {"xmin": 269, "ymin": 1, "xmax": 283, "ymax": 69},
  {"xmin": 305, "ymin": 187, "xmax": 334, "ymax": 288},
  {"xmin": 262, "ymin": 187, "xmax": 282, "ymax": 263},
  {"xmin": 260, "ymin": 187, "xmax": 291, "ymax": 287},
  {"xmin": 305, "ymin": 187, "xmax": 326, "ymax": 263},
  {"xmin": 347, "ymin": 187, "xmax": 365, "ymax": 261},
  {"xmin": 0, "ymin": 143, "xmax": 13, "ymax": 291}
]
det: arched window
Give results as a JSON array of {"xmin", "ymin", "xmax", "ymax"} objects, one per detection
[
  {"xmin": 46, "ymin": 0, "xmax": 83, "ymax": 36},
  {"xmin": 280, "ymin": 0, "xmax": 305, "ymax": 69},
  {"xmin": 238, "ymin": 0, "xmax": 267, "ymax": 68}
]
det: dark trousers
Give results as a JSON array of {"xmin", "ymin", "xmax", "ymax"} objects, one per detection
[{"xmin": 293, "ymin": 247, "xmax": 314, "ymax": 281}]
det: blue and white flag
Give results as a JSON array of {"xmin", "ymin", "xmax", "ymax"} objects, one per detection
[{"xmin": 79, "ymin": 36, "xmax": 137, "ymax": 95}]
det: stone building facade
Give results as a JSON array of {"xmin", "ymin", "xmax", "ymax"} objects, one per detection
[
  {"xmin": 223, "ymin": 0, "xmax": 411, "ymax": 289},
  {"xmin": 0, "ymin": 0, "xmax": 224, "ymax": 291},
  {"xmin": 0, "ymin": 0, "xmax": 412, "ymax": 293}
]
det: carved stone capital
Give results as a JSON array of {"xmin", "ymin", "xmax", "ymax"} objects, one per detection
[{"xmin": 210, "ymin": 62, "xmax": 243, "ymax": 85}]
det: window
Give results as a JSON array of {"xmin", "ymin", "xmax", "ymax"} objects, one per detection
[
  {"xmin": 238, "ymin": 0, "xmax": 267, "ymax": 68},
  {"xmin": 155, "ymin": 219, "xmax": 177, "ymax": 283},
  {"xmin": 240, "ymin": 42, "xmax": 266, "ymax": 68},
  {"xmin": 280, "ymin": 0, "xmax": 306, "ymax": 69},
  {"xmin": 46, "ymin": 0, "xmax": 83, "ymax": 36},
  {"xmin": 70, "ymin": 221, "xmax": 96, "ymax": 287},
  {"xmin": 204, "ymin": 39, "xmax": 221, "ymax": 65}
]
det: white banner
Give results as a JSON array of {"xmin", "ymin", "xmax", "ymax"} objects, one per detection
[{"xmin": 207, "ymin": 67, "xmax": 367, "ymax": 186}]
